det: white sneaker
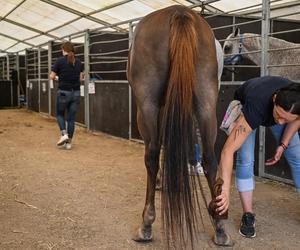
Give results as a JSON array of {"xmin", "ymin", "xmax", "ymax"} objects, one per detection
[
  {"xmin": 194, "ymin": 162, "xmax": 204, "ymax": 175},
  {"xmin": 188, "ymin": 162, "xmax": 204, "ymax": 175},
  {"xmin": 64, "ymin": 142, "xmax": 72, "ymax": 150},
  {"xmin": 57, "ymin": 134, "xmax": 69, "ymax": 146}
]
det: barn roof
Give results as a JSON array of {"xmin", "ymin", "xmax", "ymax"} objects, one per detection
[{"xmin": 0, "ymin": 0, "xmax": 299, "ymax": 55}]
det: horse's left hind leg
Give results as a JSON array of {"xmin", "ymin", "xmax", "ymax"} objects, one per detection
[{"xmin": 132, "ymin": 106, "xmax": 160, "ymax": 242}]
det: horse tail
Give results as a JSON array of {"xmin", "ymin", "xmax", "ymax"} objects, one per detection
[{"xmin": 161, "ymin": 9, "xmax": 200, "ymax": 248}]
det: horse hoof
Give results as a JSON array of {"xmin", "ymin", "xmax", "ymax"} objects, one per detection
[
  {"xmin": 132, "ymin": 227, "xmax": 153, "ymax": 243},
  {"xmin": 213, "ymin": 232, "xmax": 234, "ymax": 247},
  {"xmin": 155, "ymin": 178, "xmax": 162, "ymax": 191},
  {"xmin": 155, "ymin": 184, "xmax": 162, "ymax": 191}
]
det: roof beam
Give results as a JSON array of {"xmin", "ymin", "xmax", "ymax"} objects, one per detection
[
  {"xmin": 0, "ymin": 32, "xmax": 35, "ymax": 53},
  {"xmin": 42, "ymin": 0, "xmax": 134, "ymax": 35},
  {"xmin": 7, "ymin": 0, "xmax": 133, "ymax": 53},
  {"xmin": 0, "ymin": 0, "xmax": 26, "ymax": 21},
  {"xmin": 40, "ymin": 0, "xmax": 132, "ymax": 32},
  {"xmin": 237, "ymin": 0, "xmax": 300, "ymax": 16},
  {"xmin": 10, "ymin": 0, "xmax": 134, "ymax": 52},
  {"xmin": 205, "ymin": 4, "xmax": 224, "ymax": 14},
  {"xmin": 0, "ymin": 0, "xmax": 60, "ymax": 52},
  {"xmin": 187, "ymin": 0, "xmax": 220, "ymax": 6},
  {"xmin": 0, "ymin": 32, "xmax": 34, "ymax": 47},
  {"xmin": 0, "ymin": 16, "xmax": 61, "ymax": 41},
  {"xmin": 185, "ymin": 0, "xmax": 224, "ymax": 15}
]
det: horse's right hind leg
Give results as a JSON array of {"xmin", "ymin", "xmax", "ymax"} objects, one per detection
[
  {"xmin": 132, "ymin": 105, "xmax": 160, "ymax": 242},
  {"xmin": 196, "ymin": 104, "xmax": 233, "ymax": 247}
]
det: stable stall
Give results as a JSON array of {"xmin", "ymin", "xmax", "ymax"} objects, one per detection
[
  {"xmin": 0, "ymin": 54, "xmax": 24, "ymax": 108},
  {"xmin": 88, "ymin": 31, "xmax": 129, "ymax": 138},
  {"xmin": 1, "ymin": 0, "xmax": 300, "ymax": 186}
]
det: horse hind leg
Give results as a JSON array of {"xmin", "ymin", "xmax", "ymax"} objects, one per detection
[
  {"xmin": 132, "ymin": 105, "xmax": 160, "ymax": 242},
  {"xmin": 195, "ymin": 104, "xmax": 234, "ymax": 247}
]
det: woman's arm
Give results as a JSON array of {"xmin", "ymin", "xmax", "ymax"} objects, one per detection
[
  {"xmin": 216, "ymin": 115, "xmax": 252, "ymax": 215},
  {"xmin": 49, "ymin": 71, "xmax": 57, "ymax": 80},
  {"xmin": 266, "ymin": 118, "xmax": 300, "ymax": 165},
  {"xmin": 80, "ymin": 72, "xmax": 85, "ymax": 81},
  {"xmin": 281, "ymin": 118, "xmax": 300, "ymax": 147}
]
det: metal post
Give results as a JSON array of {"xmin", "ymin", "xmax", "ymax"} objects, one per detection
[
  {"xmin": 16, "ymin": 52, "xmax": 20, "ymax": 106},
  {"xmin": 261, "ymin": 0, "xmax": 270, "ymax": 77},
  {"xmin": 2, "ymin": 60, "xmax": 4, "ymax": 79},
  {"xmin": 35, "ymin": 50, "xmax": 38, "ymax": 80},
  {"xmin": 6, "ymin": 54, "xmax": 13, "ymax": 106},
  {"xmin": 48, "ymin": 41, "xmax": 52, "ymax": 116},
  {"xmin": 6, "ymin": 54, "xmax": 9, "ymax": 80},
  {"xmin": 232, "ymin": 16, "xmax": 236, "ymax": 82},
  {"xmin": 25, "ymin": 49, "xmax": 28, "ymax": 108},
  {"xmin": 38, "ymin": 47, "xmax": 41, "ymax": 112},
  {"xmin": 128, "ymin": 22, "xmax": 134, "ymax": 140},
  {"xmin": 84, "ymin": 31, "xmax": 90, "ymax": 129},
  {"xmin": 258, "ymin": 0, "xmax": 270, "ymax": 177}
]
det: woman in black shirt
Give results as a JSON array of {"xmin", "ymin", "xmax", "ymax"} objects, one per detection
[
  {"xmin": 216, "ymin": 76, "xmax": 300, "ymax": 238},
  {"xmin": 50, "ymin": 41, "xmax": 84, "ymax": 149}
]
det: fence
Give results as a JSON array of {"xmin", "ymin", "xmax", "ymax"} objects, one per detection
[{"xmin": 19, "ymin": 0, "xmax": 300, "ymax": 186}]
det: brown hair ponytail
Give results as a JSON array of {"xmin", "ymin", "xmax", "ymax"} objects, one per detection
[{"xmin": 61, "ymin": 42, "xmax": 75, "ymax": 65}]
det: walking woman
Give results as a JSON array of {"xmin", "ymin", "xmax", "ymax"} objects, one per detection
[{"xmin": 50, "ymin": 41, "xmax": 84, "ymax": 149}]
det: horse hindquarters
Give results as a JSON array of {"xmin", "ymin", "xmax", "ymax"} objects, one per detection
[{"xmin": 128, "ymin": 4, "xmax": 232, "ymax": 248}]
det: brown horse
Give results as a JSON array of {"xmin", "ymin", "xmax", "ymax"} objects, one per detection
[{"xmin": 127, "ymin": 5, "xmax": 232, "ymax": 249}]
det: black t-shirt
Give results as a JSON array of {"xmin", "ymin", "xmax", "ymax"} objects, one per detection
[
  {"xmin": 51, "ymin": 56, "xmax": 84, "ymax": 91},
  {"xmin": 234, "ymin": 76, "xmax": 293, "ymax": 129}
]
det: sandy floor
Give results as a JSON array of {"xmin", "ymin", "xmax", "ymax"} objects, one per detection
[{"xmin": 0, "ymin": 108, "xmax": 299, "ymax": 250}]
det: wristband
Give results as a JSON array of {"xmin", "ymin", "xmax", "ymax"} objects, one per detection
[{"xmin": 280, "ymin": 142, "xmax": 288, "ymax": 150}]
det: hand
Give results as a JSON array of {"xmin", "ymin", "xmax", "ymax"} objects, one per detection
[
  {"xmin": 216, "ymin": 189, "xmax": 230, "ymax": 216},
  {"xmin": 265, "ymin": 145, "xmax": 284, "ymax": 166}
]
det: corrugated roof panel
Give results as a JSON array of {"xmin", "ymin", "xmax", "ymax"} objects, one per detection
[
  {"xmin": 0, "ymin": 21, "xmax": 38, "ymax": 40},
  {"xmin": 90, "ymin": 12, "xmax": 120, "ymax": 26},
  {"xmin": 25, "ymin": 35, "xmax": 53, "ymax": 46},
  {"xmin": 49, "ymin": 0, "xmax": 95, "ymax": 14},
  {"xmin": 0, "ymin": 36, "xmax": 16, "ymax": 51},
  {"xmin": 210, "ymin": 0, "xmax": 296, "ymax": 14},
  {"xmin": 50, "ymin": 18, "xmax": 103, "ymax": 38},
  {"xmin": 6, "ymin": 43, "xmax": 31, "ymax": 53},
  {"xmin": 0, "ymin": 0, "xmax": 23, "ymax": 16},
  {"xmin": 7, "ymin": 0, "xmax": 78, "ymax": 32},
  {"xmin": 93, "ymin": 1, "xmax": 154, "ymax": 23},
  {"xmin": 71, "ymin": 35, "xmax": 85, "ymax": 44},
  {"xmin": 172, "ymin": 0, "xmax": 193, "ymax": 6},
  {"xmin": 211, "ymin": 0, "xmax": 262, "ymax": 13},
  {"xmin": 58, "ymin": 0, "xmax": 126, "ymax": 12},
  {"xmin": 91, "ymin": 0, "xmax": 208, "ymax": 26},
  {"xmin": 137, "ymin": 0, "xmax": 187, "ymax": 9}
]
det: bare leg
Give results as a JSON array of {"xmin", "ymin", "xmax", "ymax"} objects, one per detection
[{"xmin": 239, "ymin": 191, "xmax": 254, "ymax": 213}]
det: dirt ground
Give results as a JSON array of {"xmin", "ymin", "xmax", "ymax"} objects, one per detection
[{"xmin": 0, "ymin": 108, "xmax": 299, "ymax": 250}]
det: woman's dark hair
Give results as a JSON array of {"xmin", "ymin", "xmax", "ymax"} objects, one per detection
[
  {"xmin": 275, "ymin": 82, "xmax": 300, "ymax": 115},
  {"xmin": 61, "ymin": 41, "xmax": 75, "ymax": 65}
]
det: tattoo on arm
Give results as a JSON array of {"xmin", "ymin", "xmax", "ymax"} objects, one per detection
[{"xmin": 234, "ymin": 125, "xmax": 246, "ymax": 141}]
